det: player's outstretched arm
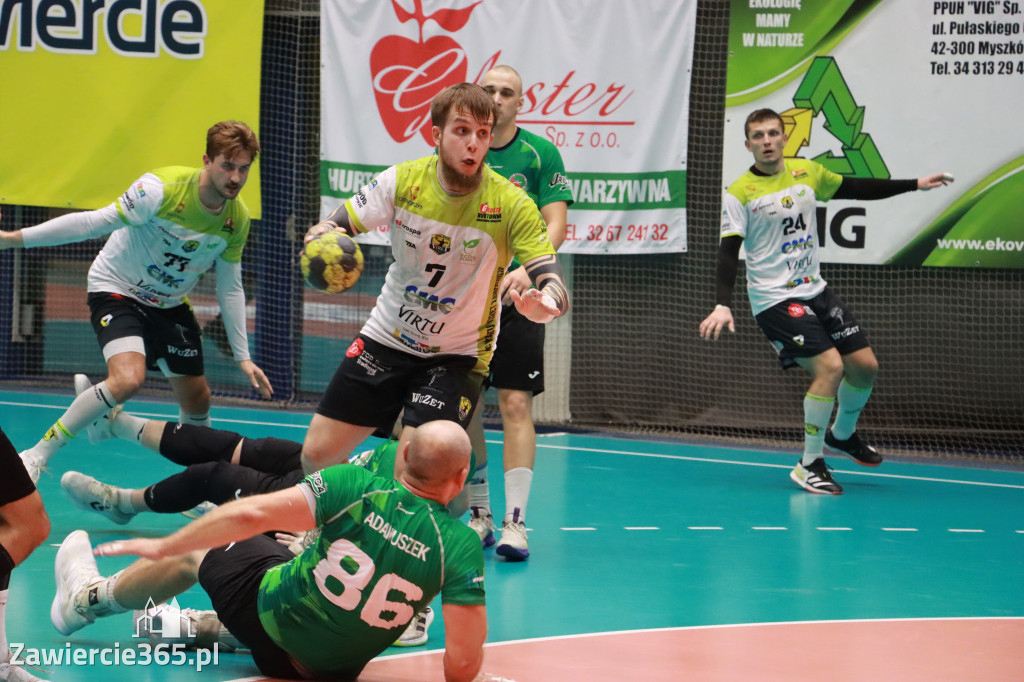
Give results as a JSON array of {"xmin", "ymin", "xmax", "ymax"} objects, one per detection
[
  {"xmin": 94, "ymin": 486, "xmax": 314, "ymax": 560},
  {"xmin": 441, "ymin": 603, "xmax": 486, "ymax": 682},
  {"xmin": 918, "ymin": 172, "xmax": 955, "ymax": 190}
]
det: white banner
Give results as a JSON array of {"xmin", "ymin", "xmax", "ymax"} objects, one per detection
[
  {"xmin": 320, "ymin": 0, "xmax": 696, "ymax": 255},
  {"xmin": 724, "ymin": 0, "xmax": 1024, "ymax": 267}
]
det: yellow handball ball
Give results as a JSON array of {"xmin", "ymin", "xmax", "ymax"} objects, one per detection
[{"xmin": 300, "ymin": 230, "xmax": 364, "ymax": 294}]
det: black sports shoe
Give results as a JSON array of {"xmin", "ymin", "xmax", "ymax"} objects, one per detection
[
  {"xmin": 825, "ymin": 431, "xmax": 883, "ymax": 467},
  {"xmin": 790, "ymin": 459, "xmax": 843, "ymax": 495}
]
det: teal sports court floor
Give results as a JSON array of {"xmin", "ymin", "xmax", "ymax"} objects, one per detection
[{"xmin": 2, "ymin": 385, "xmax": 1023, "ymax": 681}]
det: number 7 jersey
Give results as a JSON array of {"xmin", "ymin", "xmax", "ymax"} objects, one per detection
[
  {"xmin": 722, "ymin": 158, "xmax": 843, "ymax": 316},
  {"xmin": 344, "ymin": 155, "xmax": 555, "ymax": 374}
]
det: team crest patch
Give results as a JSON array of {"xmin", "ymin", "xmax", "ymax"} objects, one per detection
[
  {"xmin": 183, "ymin": 240, "xmax": 199, "ymax": 253},
  {"xmin": 781, "ymin": 196, "xmax": 793, "ymax": 209},
  {"xmin": 430, "ymin": 234, "xmax": 452, "ymax": 255},
  {"xmin": 459, "ymin": 396, "xmax": 472, "ymax": 420},
  {"xmin": 509, "ymin": 173, "xmax": 527, "ymax": 190}
]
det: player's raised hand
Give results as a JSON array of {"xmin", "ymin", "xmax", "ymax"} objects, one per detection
[
  {"xmin": 699, "ymin": 304, "xmax": 735, "ymax": 341},
  {"xmin": 918, "ymin": 172, "xmax": 954, "ymax": 190},
  {"xmin": 239, "ymin": 359, "xmax": 273, "ymax": 399},
  {"xmin": 510, "ymin": 288, "xmax": 559, "ymax": 324}
]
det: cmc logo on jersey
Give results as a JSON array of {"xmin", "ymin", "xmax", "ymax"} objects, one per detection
[
  {"xmin": 404, "ymin": 286, "xmax": 456, "ymax": 314},
  {"xmin": 0, "ymin": 0, "xmax": 209, "ymax": 58}
]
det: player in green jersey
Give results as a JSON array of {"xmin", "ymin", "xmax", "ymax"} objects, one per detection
[
  {"xmin": 465, "ymin": 65, "xmax": 575, "ymax": 560},
  {"xmin": 699, "ymin": 108, "xmax": 952, "ymax": 495},
  {"xmin": 0, "ymin": 122, "xmax": 272, "ymax": 485},
  {"xmin": 51, "ymin": 420, "xmax": 486, "ymax": 681}
]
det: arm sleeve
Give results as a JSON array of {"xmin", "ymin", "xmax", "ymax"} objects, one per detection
[
  {"xmin": 833, "ymin": 177, "xmax": 918, "ymax": 200},
  {"xmin": 20, "ymin": 204, "xmax": 124, "ymax": 249},
  {"xmin": 215, "ymin": 259, "xmax": 251, "ymax": 362},
  {"xmin": 715, "ymin": 236, "xmax": 743, "ymax": 307}
]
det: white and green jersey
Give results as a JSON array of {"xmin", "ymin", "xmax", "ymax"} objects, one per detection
[
  {"xmin": 88, "ymin": 167, "xmax": 250, "ymax": 308},
  {"xmin": 722, "ymin": 158, "xmax": 843, "ymax": 316},
  {"xmin": 257, "ymin": 465, "xmax": 485, "ymax": 678},
  {"xmin": 344, "ymin": 155, "xmax": 555, "ymax": 374}
]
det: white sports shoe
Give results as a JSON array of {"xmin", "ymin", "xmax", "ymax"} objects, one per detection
[
  {"xmin": 61, "ymin": 471, "xmax": 136, "ymax": 525},
  {"xmin": 133, "ymin": 604, "xmax": 244, "ymax": 652},
  {"xmin": 0, "ymin": 660, "xmax": 44, "ymax": 681},
  {"xmin": 75, "ymin": 373, "xmax": 120, "ymax": 445},
  {"xmin": 393, "ymin": 606, "xmax": 434, "ymax": 647},
  {"xmin": 468, "ymin": 509, "xmax": 496, "ymax": 548},
  {"xmin": 496, "ymin": 521, "xmax": 530, "ymax": 561},
  {"xmin": 17, "ymin": 450, "xmax": 45, "ymax": 486},
  {"xmin": 51, "ymin": 530, "xmax": 104, "ymax": 636}
]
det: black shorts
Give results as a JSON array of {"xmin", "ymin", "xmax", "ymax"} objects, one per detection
[
  {"xmin": 197, "ymin": 535, "xmax": 306, "ymax": 679},
  {"xmin": 755, "ymin": 287, "xmax": 870, "ymax": 369},
  {"xmin": 317, "ymin": 335, "xmax": 482, "ymax": 432},
  {"xmin": 88, "ymin": 292, "xmax": 204, "ymax": 376},
  {"xmin": 0, "ymin": 428, "xmax": 36, "ymax": 506},
  {"xmin": 486, "ymin": 304, "xmax": 545, "ymax": 395},
  {"xmin": 240, "ymin": 437, "xmax": 304, "ymax": 476}
]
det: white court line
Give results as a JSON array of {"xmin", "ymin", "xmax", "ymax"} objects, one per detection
[
  {"xmin": 531, "ymin": 442, "xmax": 1024, "ymax": 491},
  {"xmin": 5, "ymin": 398, "xmax": 1021, "ymax": 487},
  {"xmin": 948, "ymin": 529, "xmax": 985, "ymax": 533},
  {"xmin": 625, "ymin": 526, "xmax": 659, "ymax": 530},
  {"xmin": 561, "ymin": 527, "xmax": 596, "ymax": 531},
  {"xmin": 817, "ymin": 527, "xmax": 852, "ymax": 531},
  {"xmin": 349, "ymin": 616, "xmax": 1024, "ymax": 666},
  {"xmin": 883, "ymin": 528, "xmax": 919, "ymax": 532}
]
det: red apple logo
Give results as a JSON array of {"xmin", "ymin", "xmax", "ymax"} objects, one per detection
[{"xmin": 370, "ymin": 0, "xmax": 482, "ymax": 145}]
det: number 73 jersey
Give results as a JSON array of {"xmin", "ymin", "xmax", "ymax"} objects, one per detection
[
  {"xmin": 344, "ymin": 155, "xmax": 555, "ymax": 373},
  {"xmin": 257, "ymin": 465, "xmax": 484, "ymax": 678},
  {"xmin": 722, "ymin": 158, "xmax": 843, "ymax": 316}
]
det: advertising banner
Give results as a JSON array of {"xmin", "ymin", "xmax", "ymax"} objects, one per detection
[
  {"xmin": 725, "ymin": 0, "xmax": 1024, "ymax": 267},
  {"xmin": 321, "ymin": 0, "xmax": 696, "ymax": 255},
  {"xmin": 0, "ymin": 0, "xmax": 264, "ymax": 218}
]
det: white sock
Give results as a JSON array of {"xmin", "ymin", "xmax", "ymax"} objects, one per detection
[
  {"xmin": 111, "ymin": 411, "xmax": 147, "ymax": 443},
  {"xmin": 802, "ymin": 394, "xmax": 835, "ymax": 467},
  {"xmin": 179, "ymin": 410, "xmax": 211, "ymax": 428},
  {"xmin": 115, "ymin": 488, "xmax": 138, "ymax": 515},
  {"xmin": 830, "ymin": 379, "xmax": 873, "ymax": 440},
  {"xmin": 504, "ymin": 467, "xmax": 533, "ymax": 525},
  {"xmin": 467, "ymin": 461, "xmax": 491, "ymax": 518},
  {"xmin": 28, "ymin": 381, "xmax": 118, "ymax": 459},
  {"xmin": 83, "ymin": 571, "xmax": 129, "ymax": 618}
]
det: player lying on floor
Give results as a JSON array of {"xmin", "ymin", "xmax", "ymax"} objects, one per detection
[{"xmin": 52, "ymin": 421, "xmax": 486, "ymax": 681}]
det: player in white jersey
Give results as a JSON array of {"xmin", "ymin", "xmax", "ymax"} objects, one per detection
[
  {"xmin": 0, "ymin": 122, "xmax": 272, "ymax": 483},
  {"xmin": 699, "ymin": 108, "xmax": 952, "ymax": 495},
  {"xmin": 300, "ymin": 83, "xmax": 571, "ymax": 475}
]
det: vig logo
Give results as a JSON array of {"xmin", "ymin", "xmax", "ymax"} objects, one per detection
[
  {"xmin": 781, "ymin": 57, "xmax": 889, "ymax": 179},
  {"xmin": 370, "ymin": 0, "xmax": 483, "ymax": 145}
]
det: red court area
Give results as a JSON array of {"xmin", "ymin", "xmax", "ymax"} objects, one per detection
[{"xmin": 343, "ymin": 618, "xmax": 1024, "ymax": 681}]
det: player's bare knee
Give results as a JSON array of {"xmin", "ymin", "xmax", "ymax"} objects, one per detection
[{"xmin": 498, "ymin": 392, "xmax": 532, "ymax": 423}]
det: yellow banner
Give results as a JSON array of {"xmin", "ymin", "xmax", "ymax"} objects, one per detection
[{"xmin": 0, "ymin": 0, "xmax": 263, "ymax": 218}]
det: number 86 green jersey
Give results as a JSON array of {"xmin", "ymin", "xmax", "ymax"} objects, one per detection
[{"xmin": 257, "ymin": 465, "xmax": 484, "ymax": 677}]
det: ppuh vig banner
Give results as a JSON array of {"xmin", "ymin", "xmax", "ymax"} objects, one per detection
[
  {"xmin": 725, "ymin": 0, "xmax": 1024, "ymax": 267},
  {"xmin": 320, "ymin": 0, "xmax": 696, "ymax": 255},
  {"xmin": 0, "ymin": 0, "xmax": 264, "ymax": 218}
]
